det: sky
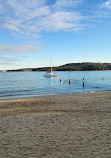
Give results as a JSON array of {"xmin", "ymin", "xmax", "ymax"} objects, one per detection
[{"xmin": 0, "ymin": 0, "xmax": 111, "ymax": 70}]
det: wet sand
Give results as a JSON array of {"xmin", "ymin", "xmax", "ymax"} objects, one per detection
[{"xmin": 0, "ymin": 91, "xmax": 111, "ymax": 158}]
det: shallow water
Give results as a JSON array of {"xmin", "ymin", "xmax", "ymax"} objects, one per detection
[{"xmin": 0, "ymin": 71, "xmax": 111, "ymax": 99}]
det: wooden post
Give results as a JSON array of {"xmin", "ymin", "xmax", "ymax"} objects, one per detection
[
  {"xmin": 69, "ymin": 78, "xmax": 71, "ymax": 84},
  {"xmin": 60, "ymin": 77, "xmax": 61, "ymax": 82},
  {"xmin": 83, "ymin": 76, "xmax": 84, "ymax": 88}
]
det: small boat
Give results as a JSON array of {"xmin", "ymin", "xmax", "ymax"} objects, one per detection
[
  {"xmin": 43, "ymin": 57, "xmax": 58, "ymax": 77},
  {"xmin": 43, "ymin": 71, "xmax": 58, "ymax": 77}
]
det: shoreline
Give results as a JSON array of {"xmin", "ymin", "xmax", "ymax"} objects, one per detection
[
  {"xmin": 0, "ymin": 90, "xmax": 111, "ymax": 157},
  {"xmin": 0, "ymin": 90, "xmax": 111, "ymax": 116},
  {"xmin": 0, "ymin": 89, "xmax": 110, "ymax": 101}
]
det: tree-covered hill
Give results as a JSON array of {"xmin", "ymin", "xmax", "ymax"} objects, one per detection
[{"xmin": 6, "ymin": 62, "xmax": 111, "ymax": 72}]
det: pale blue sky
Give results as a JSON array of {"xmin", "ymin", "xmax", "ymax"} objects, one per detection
[{"xmin": 0, "ymin": 0, "xmax": 111, "ymax": 70}]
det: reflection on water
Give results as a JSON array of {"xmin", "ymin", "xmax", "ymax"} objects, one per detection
[
  {"xmin": 0, "ymin": 71, "xmax": 111, "ymax": 99},
  {"xmin": 50, "ymin": 77, "xmax": 54, "ymax": 87}
]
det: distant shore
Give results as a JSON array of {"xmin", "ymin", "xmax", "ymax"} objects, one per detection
[
  {"xmin": 3, "ymin": 62, "xmax": 111, "ymax": 72},
  {"xmin": 0, "ymin": 91, "xmax": 111, "ymax": 157}
]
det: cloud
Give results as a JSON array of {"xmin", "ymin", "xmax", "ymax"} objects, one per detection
[
  {"xmin": 94, "ymin": 0, "xmax": 111, "ymax": 19},
  {"xmin": 0, "ymin": 56, "xmax": 19, "ymax": 62},
  {"xmin": 0, "ymin": 56, "xmax": 20, "ymax": 66},
  {"xmin": 0, "ymin": 42, "xmax": 39, "ymax": 53},
  {"xmin": 36, "ymin": 11, "xmax": 86, "ymax": 32},
  {"xmin": 54, "ymin": 0, "xmax": 81, "ymax": 9},
  {"xmin": 0, "ymin": 0, "xmax": 85, "ymax": 38},
  {"xmin": 0, "ymin": 0, "xmax": 109, "ymax": 39},
  {"xmin": 101, "ymin": 0, "xmax": 111, "ymax": 9}
]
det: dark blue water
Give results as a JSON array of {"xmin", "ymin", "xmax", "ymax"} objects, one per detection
[{"xmin": 0, "ymin": 71, "xmax": 111, "ymax": 99}]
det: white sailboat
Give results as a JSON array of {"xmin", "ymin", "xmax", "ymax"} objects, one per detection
[{"xmin": 43, "ymin": 57, "xmax": 58, "ymax": 77}]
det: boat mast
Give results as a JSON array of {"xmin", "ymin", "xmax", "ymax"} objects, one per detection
[{"xmin": 50, "ymin": 55, "xmax": 52, "ymax": 72}]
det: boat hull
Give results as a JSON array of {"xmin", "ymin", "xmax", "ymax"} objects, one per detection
[{"xmin": 43, "ymin": 72, "xmax": 58, "ymax": 77}]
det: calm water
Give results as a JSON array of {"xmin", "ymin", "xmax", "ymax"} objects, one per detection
[{"xmin": 0, "ymin": 71, "xmax": 111, "ymax": 99}]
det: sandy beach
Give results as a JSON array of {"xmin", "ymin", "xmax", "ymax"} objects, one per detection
[{"xmin": 0, "ymin": 91, "xmax": 111, "ymax": 158}]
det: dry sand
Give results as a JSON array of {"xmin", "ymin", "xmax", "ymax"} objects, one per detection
[{"xmin": 0, "ymin": 91, "xmax": 111, "ymax": 158}]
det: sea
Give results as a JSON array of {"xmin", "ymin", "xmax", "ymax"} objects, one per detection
[{"xmin": 0, "ymin": 71, "xmax": 111, "ymax": 99}]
